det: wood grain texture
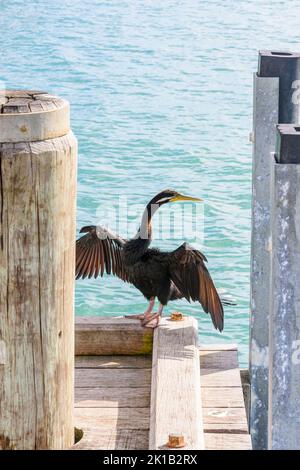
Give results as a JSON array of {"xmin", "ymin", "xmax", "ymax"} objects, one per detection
[
  {"xmin": 75, "ymin": 317, "xmax": 153, "ymax": 355},
  {"xmin": 75, "ymin": 387, "xmax": 150, "ymax": 408},
  {"xmin": 75, "ymin": 355, "xmax": 152, "ymax": 369},
  {"xmin": 74, "ymin": 408, "xmax": 150, "ymax": 430},
  {"xmin": 0, "ymin": 95, "xmax": 77, "ymax": 450},
  {"xmin": 199, "ymin": 344, "xmax": 238, "ymax": 351},
  {"xmin": 200, "ymin": 349, "xmax": 238, "ymax": 369},
  {"xmin": 204, "ymin": 433, "xmax": 252, "ymax": 450},
  {"xmin": 73, "ymin": 429, "xmax": 149, "ymax": 450},
  {"xmin": 149, "ymin": 317, "xmax": 204, "ymax": 450},
  {"xmin": 201, "ymin": 387, "xmax": 245, "ymax": 408},
  {"xmin": 202, "ymin": 408, "xmax": 249, "ymax": 433},
  {"xmin": 75, "ymin": 368, "xmax": 151, "ymax": 388},
  {"xmin": 200, "ymin": 368, "xmax": 242, "ymax": 387}
]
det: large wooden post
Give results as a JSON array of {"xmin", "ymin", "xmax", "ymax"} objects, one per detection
[{"xmin": 0, "ymin": 90, "xmax": 77, "ymax": 449}]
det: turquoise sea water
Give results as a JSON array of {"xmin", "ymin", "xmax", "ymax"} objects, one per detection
[{"xmin": 1, "ymin": 1, "xmax": 300, "ymax": 366}]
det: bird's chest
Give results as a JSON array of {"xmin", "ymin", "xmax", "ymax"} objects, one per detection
[{"xmin": 127, "ymin": 257, "xmax": 167, "ymax": 293}]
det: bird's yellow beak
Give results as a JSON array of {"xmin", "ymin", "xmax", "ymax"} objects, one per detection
[{"xmin": 169, "ymin": 193, "xmax": 203, "ymax": 203}]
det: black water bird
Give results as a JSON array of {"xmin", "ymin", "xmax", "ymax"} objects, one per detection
[{"xmin": 76, "ymin": 190, "xmax": 225, "ymax": 330}]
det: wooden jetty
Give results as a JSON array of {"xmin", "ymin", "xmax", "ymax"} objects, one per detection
[
  {"xmin": 73, "ymin": 317, "xmax": 251, "ymax": 451},
  {"xmin": 0, "ymin": 89, "xmax": 252, "ymax": 451}
]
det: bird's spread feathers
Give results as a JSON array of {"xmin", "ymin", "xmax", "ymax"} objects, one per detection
[{"xmin": 75, "ymin": 191, "xmax": 228, "ymax": 332}]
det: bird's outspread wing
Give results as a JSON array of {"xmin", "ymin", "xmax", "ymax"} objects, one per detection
[
  {"xmin": 76, "ymin": 225, "xmax": 128, "ymax": 281},
  {"xmin": 168, "ymin": 242, "xmax": 224, "ymax": 331}
]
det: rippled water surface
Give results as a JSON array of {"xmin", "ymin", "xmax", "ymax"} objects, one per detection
[{"xmin": 1, "ymin": 0, "xmax": 300, "ymax": 365}]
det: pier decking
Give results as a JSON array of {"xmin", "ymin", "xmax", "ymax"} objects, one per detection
[{"xmin": 73, "ymin": 317, "xmax": 251, "ymax": 450}]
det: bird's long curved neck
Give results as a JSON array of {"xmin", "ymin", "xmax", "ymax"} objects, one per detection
[
  {"xmin": 124, "ymin": 200, "xmax": 159, "ymax": 263},
  {"xmin": 138, "ymin": 202, "xmax": 157, "ymax": 241}
]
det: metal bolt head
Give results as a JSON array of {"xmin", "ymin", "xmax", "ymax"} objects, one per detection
[
  {"xmin": 170, "ymin": 311, "xmax": 184, "ymax": 321},
  {"xmin": 167, "ymin": 434, "xmax": 185, "ymax": 448}
]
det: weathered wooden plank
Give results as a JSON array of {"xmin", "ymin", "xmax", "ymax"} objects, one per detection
[
  {"xmin": 204, "ymin": 432, "xmax": 252, "ymax": 450},
  {"xmin": 73, "ymin": 428, "xmax": 149, "ymax": 450},
  {"xmin": 200, "ymin": 349, "xmax": 238, "ymax": 370},
  {"xmin": 203, "ymin": 408, "xmax": 248, "ymax": 433},
  {"xmin": 75, "ymin": 387, "xmax": 150, "ymax": 408},
  {"xmin": 202, "ymin": 387, "xmax": 245, "ymax": 409},
  {"xmin": 74, "ymin": 408, "xmax": 150, "ymax": 430},
  {"xmin": 75, "ymin": 368, "xmax": 151, "ymax": 388},
  {"xmin": 149, "ymin": 317, "xmax": 204, "ymax": 450},
  {"xmin": 75, "ymin": 355, "xmax": 152, "ymax": 369},
  {"xmin": 75, "ymin": 317, "xmax": 153, "ymax": 356},
  {"xmin": 200, "ymin": 368, "xmax": 242, "ymax": 387},
  {"xmin": 199, "ymin": 344, "xmax": 237, "ymax": 351}
]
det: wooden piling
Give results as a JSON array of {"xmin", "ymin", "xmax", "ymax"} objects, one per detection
[{"xmin": 0, "ymin": 90, "xmax": 77, "ymax": 449}]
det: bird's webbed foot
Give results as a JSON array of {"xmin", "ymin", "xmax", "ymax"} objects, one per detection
[
  {"xmin": 124, "ymin": 297, "xmax": 155, "ymax": 321},
  {"xmin": 141, "ymin": 303, "xmax": 164, "ymax": 328},
  {"xmin": 141, "ymin": 312, "xmax": 161, "ymax": 328}
]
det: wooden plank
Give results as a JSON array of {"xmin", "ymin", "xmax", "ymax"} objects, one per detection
[
  {"xmin": 75, "ymin": 368, "xmax": 151, "ymax": 388},
  {"xmin": 204, "ymin": 423, "xmax": 249, "ymax": 433},
  {"xmin": 74, "ymin": 408, "xmax": 149, "ymax": 430},
  {"xmin": 200, "ymin": 368, "xmax": 242, "ymax": 387},
  {"xmin": 75, "ymin": 387, "xmax": 150, "ymax": 408},
  {"xmin": 73, "ymin": 428, "xmax": 149, "ymax": 450},
  {"xmin": 199, "ymin": 344, "xmax": 237, "ymax": 351},
  {"xmin": 75, "ymin": 317, "xmax": 153, "ymax": 356},
  {"xmin": 149, "ymin": 317, "xmax": 204, "ymax": 450},
  {"xmin": 202, "ymin": 387, "xmax": 245, "ymax": 409},
  {"xmin": 200, "ymin": 349, "xmax": 238, "ymax": 370},
  {"xmin": 75, "ymin": 355, "xmax": 152, "ymax": 369},
  {"xmin": 204, "ymin": 432, "xmax": 252, "ymax": 450},
  {"xmin": 203, "ymin": 408, "xmax": 248, "ymax": 433}
]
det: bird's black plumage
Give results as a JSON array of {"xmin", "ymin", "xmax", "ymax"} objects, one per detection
[{"xmin": 76, "ymin": 190, "xmax": 224, "ymax": 331}]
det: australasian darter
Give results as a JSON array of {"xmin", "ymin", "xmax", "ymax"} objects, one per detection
[{"xmin": 76, "ymin": 190, "xmax": 228, "ymax": 330}]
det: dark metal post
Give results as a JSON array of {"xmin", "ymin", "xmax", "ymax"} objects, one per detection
[
  {"xmin": 269, "ymin": 125, "xmax": 300, "ymax": 449},
  {"xmin": 250, "ymin": 50, "xmax": 300, "ymax": 449}
]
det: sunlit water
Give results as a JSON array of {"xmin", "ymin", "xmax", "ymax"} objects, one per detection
[{"xmin": 1, "ymin": 0, "xmax": 300, "ymax": 366}]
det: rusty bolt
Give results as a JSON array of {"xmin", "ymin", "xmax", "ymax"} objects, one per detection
[
  {"xmin": 167, "ymin": 434, "xmax": 185, "ymax": 448},
  {"xmin": 170, "ymin": 311, "xmax": 184, "ymax": 321}
]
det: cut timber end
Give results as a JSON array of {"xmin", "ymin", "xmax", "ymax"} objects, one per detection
[
  {"xmin": 149, "ymin": 317, "xmax": 204, "ymax": 450},
  {"xmin": 75, "ymin": 317, "xmax": 153, "ymax": 355},
  {"xmin": 0, "ymin": 90, "xmax": 69, "ymax": 143}
]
